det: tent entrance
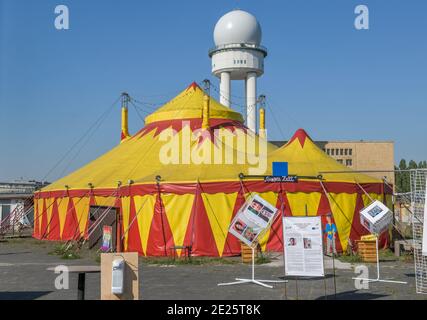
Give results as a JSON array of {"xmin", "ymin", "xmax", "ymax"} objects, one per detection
[{"xmin": 88, "ymin": 206, "xmax": 119, "ymax": 250}]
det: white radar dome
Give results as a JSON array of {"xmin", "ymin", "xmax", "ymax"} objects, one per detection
[{"xmin": 213, "ymin": 10, "xmax": 262, "ymax": 46}]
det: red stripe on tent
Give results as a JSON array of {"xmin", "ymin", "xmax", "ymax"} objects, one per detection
[
  {"xmin": 145, "ymin": 194, "xmax": 174, "ymax": 256},
  {"xmin": 134, "ymin": 118, "xmax": 246, "ymax": 140},
  {"xmin": 61, "ymin": 199, "xmax": 79, "ymax": 240},
  {"xmin": 40, "ymin": 199, "xmax": 48, "ymax": 239},
  {"xmin": 46, "ymin": 199, "xmax": 61, "ymax": 240},
  {"xmin": 36, "ymin": 181, "xmax": 391, "ymax": 200},
  {"xmin": 181, "ymin": 187, "xmax": 200, "ymax": 254},
  {"xmin": 189, "ymin": 192, "xmax": 219, "ymax": 256},
  {"xmin": 222, "ymin": 190, "xmax": 246, "ymax": 257},
  {"xmin": 33, "ymin": 199, "xmax": 40, "ymax": 239}
]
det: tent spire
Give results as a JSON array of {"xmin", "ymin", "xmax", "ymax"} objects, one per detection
[
  {"xmin": 120, "ymin": 92, "xmax": 131, "ymax": 142},
  {"xmin": 202, "ymin": 80, "xmax": 210, "ymax": 130},
  {"xmin": 259, "ymin": 95, "xmax": 266, "ymax": 139}
]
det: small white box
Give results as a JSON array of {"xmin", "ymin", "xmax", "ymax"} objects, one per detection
[{"xmin": 360, "ymin": 200, "xmax": 393, "ymax": 235}]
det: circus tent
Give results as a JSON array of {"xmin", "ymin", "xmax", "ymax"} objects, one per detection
[{"xmin": 33, "ymin": 82, "xmax": 392, "ymax": 256}]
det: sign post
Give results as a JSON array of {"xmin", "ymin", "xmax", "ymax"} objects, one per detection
[{"xmin": 352, "ymin": 200, "xmax": 407, "ymax": 284}]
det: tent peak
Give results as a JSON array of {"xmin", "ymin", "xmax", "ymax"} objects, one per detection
[
  {"xmin": 288, "ymin": 128, "xmax": 312, "ymax": 147},
  {"xmin": 186, "ymin": 81, "xmax": 201, "ymax": 92}
]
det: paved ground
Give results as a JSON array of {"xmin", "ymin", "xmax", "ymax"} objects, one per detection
[{"xmin": 0, "ymin": 238, "xmax": 424, "ymax": 300}]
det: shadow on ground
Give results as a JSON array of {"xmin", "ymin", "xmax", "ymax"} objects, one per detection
[
  {"xmin": 0, "ymin": 291, "xmax": 52, "ymax": 300},
  {"xmin": 316, "ymin": 290, "xmax": 389, "ymax": 300}
]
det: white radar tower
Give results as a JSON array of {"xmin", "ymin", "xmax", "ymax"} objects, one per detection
[{"xmin": 209, "ymin": 9, "xmax": 267, "ymax": 133}]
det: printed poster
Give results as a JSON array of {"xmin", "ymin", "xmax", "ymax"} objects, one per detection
[
  {"xmin": 229, "ymin": 194, "xmax": 278, "ymax": 247},
  {"xmin": 283, "ymin": 216, "xmax": 324, "ymax": 277},
  {"xmin": 101, "ymin": 225, "xmax": 112, "ymax": 252}
]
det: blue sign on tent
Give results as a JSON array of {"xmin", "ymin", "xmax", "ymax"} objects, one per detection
[{"xmin": 272, "ymin": 162, "xmax": 288, "ymax": 177}]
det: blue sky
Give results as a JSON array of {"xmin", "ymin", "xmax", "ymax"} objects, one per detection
[{"xmin": 0, "ymin": 0, "xmax": 426, "ymax": 182}]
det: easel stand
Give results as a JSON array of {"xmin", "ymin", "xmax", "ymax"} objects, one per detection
[
  {"xmin": 218, "ymin": 247, "xmax": 288, "ymax": 289},
  {"xmin": 352, "ymin": 237, "xmax": 407, "ymax": 284}
]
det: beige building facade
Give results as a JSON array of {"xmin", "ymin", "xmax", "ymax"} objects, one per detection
[{"xmin": 270, "ymin": 140, "xmax": 395, "ymax": 185}]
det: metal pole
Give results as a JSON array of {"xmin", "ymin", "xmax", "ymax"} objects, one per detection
[
  {"xmin": 77, "ymin": 273, "xmax": 85, "ymax": 300},
  {"xmin": 252, "ymin": 247, "xmax": 255, "ymax": 281},
  {"xmin": 332, "ymin": 248, "xmax": 337, "ymax": 299}
]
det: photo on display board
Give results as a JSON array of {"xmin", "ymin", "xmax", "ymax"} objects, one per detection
[
  {"xmin": 367, "ymin": 205, "xmax": 383, "ymax": 218},
  {"xmin": 303, "ymin": 237, "xmax": 312, "ymax": 249},
  {"xmin": 232, "ymin": 219, "xmax": 247, "ymax": 235},
  {"xmin": 287, "ymin": 237, "xmax": 297, "ymax": 246}
]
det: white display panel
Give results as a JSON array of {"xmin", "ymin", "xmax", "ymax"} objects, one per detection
[
  {"xmin": 283, "ymin": 216, "xmax": 324, "ymax": 277},
  {"xmin": 229, "ymin": 194, "xmax": 278, "ymax": 247},
  {"xmin": 359, "ymin": 200, "xmax": 393, "ymax": 235}
]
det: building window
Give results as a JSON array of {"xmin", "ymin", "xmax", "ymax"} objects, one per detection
[
  {"xmin": 326, "ymin": 149, "xmax": 330, "ymax": 155},
  {"xmin": 331, "ymin": 149, "xmax": 334, "ymax": 155},
  {"xmin": 346, "ymin": 159, "xmax": 353, "ymax": 166},
  {"xmin": 340, "ymin": 149, "xmax": 343, "ymax": 155},
  {"xmin": 344, "ymin": 149, "xmax": 348, "ymax": 156},
  {"xmin": 349, "ymin": 149, "xmax": 353, "ymax": 156},
  {"xmin": 337, "ymin": 159, "xmax": 343, "ymax": 164},
  {"xmin": 336, "ymin": 149, "xmax": 339, "ymax": 155}
]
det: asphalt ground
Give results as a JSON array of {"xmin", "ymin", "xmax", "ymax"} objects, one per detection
[{"xmin": 0, "ymin": 237, "xmax": 424, "ymax": 300}]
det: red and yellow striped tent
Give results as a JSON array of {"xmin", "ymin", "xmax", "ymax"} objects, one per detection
[{"xmin": 33, "ymin": 83, "xmax": 392, "ymax": 256}]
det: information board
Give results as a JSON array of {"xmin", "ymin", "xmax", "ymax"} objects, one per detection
[
  {"xmin": 229, "ymin": 194, "xmax": 278, "ymax": 247},
  {"xmin": 283, "ymin": 216, "xmax": 324, "ymax": 277}
]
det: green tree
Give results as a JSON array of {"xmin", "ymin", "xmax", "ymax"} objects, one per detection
[{"xmin": 396, "ymin": 159, "xmax": 409, "ymax": 193}]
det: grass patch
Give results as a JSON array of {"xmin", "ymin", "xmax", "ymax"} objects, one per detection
[
  {"xmin": 48, "ymin": 244, "xmax": 81, "ymax": 260},
  {"xmin": 141, "ymin": 256, "xmax": 239, "ymax": 266},
  {"xmin": 255, "ymin": 253, "xmax": 271, "ymax": 264},
  {"xmin": 337, "ymin": 253, "xmax": 363, "ymax": 263}
]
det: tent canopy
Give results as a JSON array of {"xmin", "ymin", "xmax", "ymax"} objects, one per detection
[
  {"xmin": 267, "ymin": 129, "xmax": 382, "ymax": 184},
  {"xmin": 43, "ymin": 82, "xmax": 277, "ymax": 192}
]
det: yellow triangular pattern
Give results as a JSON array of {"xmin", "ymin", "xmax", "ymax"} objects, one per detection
[
  {"xmin": 94, "ymin": 196, "xmax": 116, "ymax": 208},
  {"xmin": 57, "ymin": 197, "xmax": 70, "ymax": 238},
  {"xmin": 201, "ymin": 192, "xmax": 238, "ymax": 256},
  {"xmin": 362, "ymin": 193, "xmax": 383, "ymax": 207},
  {"xmin": 121, "ymin": 196, "xmax": 131, "ymax": 251},
  {"xmin": 37, "ymin": 198, "xmax": 45, "ymax": 234},
  {"xmin": 72, "ymin": 197, "xmax": 90, "ymax": 236},
  {"xmin": 133, "ymin": 194, "xmax": 157, "ymax": 256},
  {"xmin": 246, "ymin": 192, "xmax": 279, "ymax": 252},
  {"xmin": 33, "ymin": 199, "xmax": 38, "ymax": 233},
  {"xmin": 286, "ymin": 192, "xmax": 322, "ymax": 216},
  {"xmin": 329, "ymin": 193, "xmax": 357, "ymax": 252},
  {"xmin": 45, "ymin": 198, "xmax": 55, "ymax": 234},
  {"xmin": 162, "ymin": 193, "xmax": 195, "ymax": 256}
]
